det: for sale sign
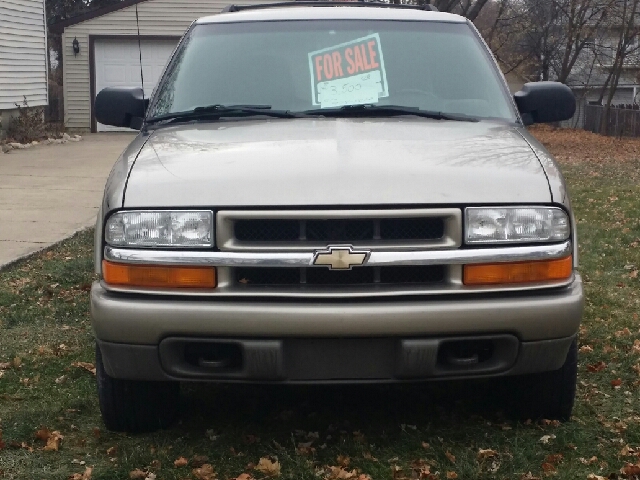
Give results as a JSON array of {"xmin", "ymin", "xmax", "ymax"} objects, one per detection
[{"xmin": 308, "ymin": 34, "xmax": 389, "ymax": 108}]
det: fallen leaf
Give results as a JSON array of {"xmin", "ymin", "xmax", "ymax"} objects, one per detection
[
  {"xmin": 541, "ymin": 462, "xmax": 556, "ymax": 473},
  {"xmin": 421, "ymin": 442, "xmax": 430, "ymax": 450},
  {"xmin": 545, "ymin": 454, "xmax": 563, "ymax": 465},
  {"xmin": 255, "ymin": 457, "xmax": 281, "ymax": 477},
  {"xmin": 445, "ymin": 451, "xmax": 456, "ymax": 463},
  {"xmin": 325, "ymin": 466, "xmax": 358, "ymax": 479},
  {"xmin": 68, "ymin": 467, "xmax": 92, "ymax": 480},
  {"xmin": 43, "ymin": 431, "xmax": 63, "ymax": 451},
  {"xmin": 174, "ymin": 457, "xmax": 188, "ymax": 468},
  {"xmin": 363, "ymin": 452, "xmax": 378, "ymax": 462},
  {"xmin": 588, "ymin": 362, "xmax": 607, "ymax": 373},
  {"xmin": 446, "ymin": 472, "xmax": 458, "ymax": 479},
  {"xmin": 233, "ymin": 474, "xmax": 254, "ymax": 480},
  {"xmin": 71, "ymin": 362, "xmax": 96, "ymax": 375},
  {"xmin": 521, "ymin": 473, "xmax": 541, "ymax": 480},
  {"xmin": 580, "ymin": 456, "xmax": 598, "ymax": 465},
  {"xmin": 106, "ymin": 446, "xmax": 117, "ymax": 457},
  {"xmin": 539, "ymin": 435, "xmax": 556, "ymax": 444},
  {"xmin": 587, "ymin": 475, "xmax": 607, "ymax": 480},
  {"xmin": 478, "ymin": 449, "xmax": 498, "ymax": 460},
  {"xmin": 129, "ymin": 470, "xmax": 147, "ymax": 479},
  {"xmin": 337, "ymin": 455, "xmax": 351, "ymax": 467},
  {"xmin": 192, "ymin": 463, "xmax": 217, "ymax": 480},
  {"xmin": 612, "ymin": 378, "xmax": 623, "ymax": 387},
  {"xmin": 579, "ymin": 345, "xmax": 594, "ymax": 353},
  {"xmin": 620, "ymin": 445, "xmax": 636, "ymax": 456},
  {"xmin": 296, "ymin": 441, "xmax": 315, "ymax": 456},
  {"xmin": 621, "ymin": 463, "xmax": 640, "ymax": 476}
]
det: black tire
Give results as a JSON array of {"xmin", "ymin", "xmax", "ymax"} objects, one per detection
[
  {"xmin": 506, "ymin": 339, "xmax": 578, "ymax": 422},
  {"xmin": 96, "ymin": 344, "xmax": 180, "ymax": 433}
]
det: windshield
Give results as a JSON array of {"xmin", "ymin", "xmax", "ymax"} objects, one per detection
[{"xmin": 148, "ymin": 19, "xmax": 517, "ymax": 122}]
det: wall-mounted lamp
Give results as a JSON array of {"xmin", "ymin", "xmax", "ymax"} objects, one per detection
[{"xmin": 72, "ymin": 37, "xmax": 80, "ymax": 56}]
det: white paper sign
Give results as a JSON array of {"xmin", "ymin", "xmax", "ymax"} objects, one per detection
[{"xmin": 309, "ymin": 34, "xmax": 389, "ymax": 108}]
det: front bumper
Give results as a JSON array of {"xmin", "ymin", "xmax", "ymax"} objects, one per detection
[
  {"xmin": 91, "ymin": 276, "xmax": 583, "ymax": 382},
  {"xmin": 91, "ymin": 275, "xmax": 583, "ymax": 344}
]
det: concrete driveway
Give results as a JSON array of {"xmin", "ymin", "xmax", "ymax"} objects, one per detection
[{"xmin": 0, "ymin": 133, "xmax": 136, "ymax": 268}]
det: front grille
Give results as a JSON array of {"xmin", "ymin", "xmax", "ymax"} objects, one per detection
[
  {"xmin": 235, "ymin": 266, "xmax": 446, "ymax": 287},
  {"xmin": 234, "ymin": 217, "xmax": 445, "ymax": 243}
]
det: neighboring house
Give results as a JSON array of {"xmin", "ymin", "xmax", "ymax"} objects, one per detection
[
  {"xmin": 50, "ymin": 0, "xmax": 272, "ymax": 132},
  {"xmin": 563, "ymin": 25, "xmax": 640, "ymax": 128},
  {"xmin": 0, "ymin": 0, "xmax": 48, "ymax": 133}
]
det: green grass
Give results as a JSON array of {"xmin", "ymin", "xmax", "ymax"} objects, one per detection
[{"xmin": 2, "ymin": 133, "xmax": 640, "ymax": 479}]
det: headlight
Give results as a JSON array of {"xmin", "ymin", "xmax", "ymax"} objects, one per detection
[
  {"xmin": 465, "ymin": 207, "xmax": 569, "ymax": 244},
  {"xmin": 105, "ymin": 210, "xmax": 213, "ymax": 247}
]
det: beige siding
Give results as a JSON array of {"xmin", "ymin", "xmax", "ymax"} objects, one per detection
[
  {"xmin": 62, "ymin": 0, "xmax": 273, "ymax": 131},
  {"xmin": 0, "ymin": 0, "xmax": 48, "ymax": 110}
]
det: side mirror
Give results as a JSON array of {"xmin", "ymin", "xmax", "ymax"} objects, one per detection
[
  {"xmin": 95, "ymin": 87, "xmax": 149, "ymax": 129},
  {"xmin": 514, "ymin": 82, "xmax": 576, "ymax": 125}
]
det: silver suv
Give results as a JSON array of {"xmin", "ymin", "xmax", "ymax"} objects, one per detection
[{"xmin": 93, "ymin": 1, "xmax": 582, "ymax": 432}]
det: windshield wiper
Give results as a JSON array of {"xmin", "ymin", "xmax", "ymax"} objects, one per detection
[
  {"xmin": 145, "ymin": 104, "xmax": 299, "ymax": 125},
  {"xmin": 299, "ymin": 104, "xmax": 479, "ymax": 122}
]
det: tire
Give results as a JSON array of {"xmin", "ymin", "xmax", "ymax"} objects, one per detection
[
  {"xmin": 96, "ymin": 344, "xmax": 180, "ymax": 433},
  {"xmin": 506, "ymin": 338, "xmax": 578, "ymax": 422}
]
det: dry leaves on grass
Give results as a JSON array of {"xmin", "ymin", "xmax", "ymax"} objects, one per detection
[
  {"xmin": 129, "ymin": 469, "xmax": 147, "ymax": 479},
  {"xmin": 68, "ymin": 466, "xmax": 92, "ymax": 480},
  {"xmin": 254, "ymin": 457, "xmax": 281, "ymax": 477},
  {"xmin": 71, "ymin": 362, "xmax": 96, "ymax": 375},
  {"xmin": 530, "ymin": 125, "xmax": 640, "ymax": 165},
  {"xmin": 192, "ymin": 463, "xmax": 217, "ymax": 480},
  {"xmin": 445, "ymin": 451, "xmax": 456, "ymax": 463}
]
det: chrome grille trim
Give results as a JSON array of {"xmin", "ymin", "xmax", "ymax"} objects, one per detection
[
  {"xmin": 216, "ymin": 209, "xmax": 462, "ymax": 251},
  {"xmin": 104, "ymin": 241, "xmax": 571, "ymax": 267}
]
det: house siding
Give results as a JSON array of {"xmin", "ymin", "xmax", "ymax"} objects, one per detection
[
  {"xmin": 62, "ymin": 0, "xmax": 272, "ymax": 131},
  {"xmin": 0, "ymin": 0, "xmax": 48, "ymax": 110}
]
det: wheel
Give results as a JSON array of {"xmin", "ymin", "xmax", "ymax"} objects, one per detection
[
  {"xmin": 506, "ymin": 339, "xmax": 577, "ymax": 422},
  {"xmin": 96, "ymin": 344, "xmax": 180, "ymax": 432}
]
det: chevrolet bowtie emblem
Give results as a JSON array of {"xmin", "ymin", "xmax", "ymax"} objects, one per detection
[{"xmin": 312, "ymin": 246, "xmax": 370, "ymax": 270}]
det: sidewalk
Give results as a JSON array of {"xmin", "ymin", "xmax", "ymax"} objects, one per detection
[{"xmin": 0, "ymin": 133, "xmax": 136, "ymax": 268}]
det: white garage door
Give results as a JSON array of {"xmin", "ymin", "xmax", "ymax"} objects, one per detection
[{"xmin": 94, "ymin": 38, "xmax": 178, "ymax": 132}]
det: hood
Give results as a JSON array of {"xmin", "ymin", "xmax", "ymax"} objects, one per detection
[{"xmin": 122, "ymin": 118, "xmax": 550, "ymax": 208}]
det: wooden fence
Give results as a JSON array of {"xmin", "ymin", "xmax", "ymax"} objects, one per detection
[{"xmin": 584, "ymin": 104, "xmax": 640, "ymax": 137}]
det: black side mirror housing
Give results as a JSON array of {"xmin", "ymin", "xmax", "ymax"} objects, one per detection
[
  {"xmin": 514, "ymin": 81, "xmax": 576, "ymax": 125},
  {"xmin": 94, "ymin": 87, "xmax": 149, "ymax": 129}
]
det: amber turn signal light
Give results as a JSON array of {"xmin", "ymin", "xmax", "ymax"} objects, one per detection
[
  {"xmin": 463, "ymin": 256, "xmax": 572, "ymax": 286},
  {"xmin": 102, "ymin": 261, "xmax": 216, "ymax": 288}
]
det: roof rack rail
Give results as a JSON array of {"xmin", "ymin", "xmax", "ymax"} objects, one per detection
[{"xmin": 222, "ymin": 1, "xmax": 438, "ymax": 13}]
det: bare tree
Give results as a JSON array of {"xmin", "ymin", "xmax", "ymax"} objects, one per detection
[{"xmin": 596, "ymin": 0, "xmax": 640, "ymax": 132}]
